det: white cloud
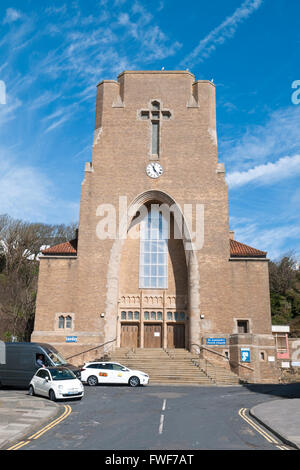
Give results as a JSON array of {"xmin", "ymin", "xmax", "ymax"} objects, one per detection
[
  {"xmin": 181, "ymin": 0, "xmax": 263, "ymax": 66},
  {"xmin": 3, "ymin": 8, "xmax": 22, "ymax": 24},
  {"xmin": 233, "ymin": 222, "xmax": 300, "ymax": 261},
  {"xmin": 0, "ymin": 147, "xmax": 78, "ymax": 223},
  {"xmin": 222, "ymin": 105, "xmax": 300, "ymax": 170},
  {"xmin": 227, "ymin": 154, "xmax": 300, "ymax": 188}
]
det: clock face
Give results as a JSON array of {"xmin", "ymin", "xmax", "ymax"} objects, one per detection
[{"xmin": 146, "ymin": 162, "xmax": 163, "ymax": 179}]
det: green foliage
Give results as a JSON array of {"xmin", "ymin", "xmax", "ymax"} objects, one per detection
[
  {"xmin": 0, "ymin": 214, "xmax": 77, "ymax": 342},
  {"xmin": 269, "ymin": 255, "xmax": 300, "ymax": 335}
]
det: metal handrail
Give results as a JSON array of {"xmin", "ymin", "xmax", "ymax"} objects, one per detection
[
  {"xmin": 190, "ymin": 343, "xmax": 255, "ymax": 372},
  {"xmin": 66, "ymin": 338, "xmax": 117, "ymax": 361}
]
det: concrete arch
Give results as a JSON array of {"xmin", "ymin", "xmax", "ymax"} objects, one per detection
[{"xmin": 104, "ymin": 190, "xmax": 200, "ymax": 351}]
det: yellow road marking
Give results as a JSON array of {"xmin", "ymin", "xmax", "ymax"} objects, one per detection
[
  {"xmin": 238, "ymin": 408, "xmax": 279, "ymax": 445},
  {"xmin": 7, "ymin": 405, "xmax": 72, "ymax": 450},
  {"xmin": 29, "ymin": 405, "xmax": 71, "ymax": 439},
  {"xmin": 7, "ymin": 441, "xmax": 26, "ymax": 451}
]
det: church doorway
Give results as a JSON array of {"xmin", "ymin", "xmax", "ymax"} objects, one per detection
[
  {"xmin": 121, "ymin": 324, "xmax": 139, "ymax": 348},
  {"xmin": 144, "ymin": 324, "xmax": 162, "ymax": 348},
  {"xmin": 167, "ymin": 324, "xmax": 185, "ymax": 348}
]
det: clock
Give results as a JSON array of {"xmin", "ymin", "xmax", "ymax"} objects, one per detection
[{"xmin": 146, "ymin": 162, "xmax": 163, "ymax": 178}]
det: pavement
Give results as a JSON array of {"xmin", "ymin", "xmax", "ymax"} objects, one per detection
[
  {"xmin": 0, "ymin": 385, "xmax": 300, "ymax": 450},
  {"xmin": 0, "ymin": 390, "xmax": 61, "ymax": 450},
  {"xmin": 250, "ymin": 398, "xmax": 300, "ymax": 449}
]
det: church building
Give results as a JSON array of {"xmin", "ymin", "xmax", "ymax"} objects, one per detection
[{"xmin": 32, "ymin": 71, "xmax": 279, "ymax": 383}]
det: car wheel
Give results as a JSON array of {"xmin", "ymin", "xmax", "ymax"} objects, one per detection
[
  {"xmin": 87, "ymin": 375, "xmax": 98, "ymax": 386},
  {"xmin": 28, "ymin": 385, "xmax": 35, "ymax": 396},
  {"xmin": 49, "ymin": 389, "xmax": 57, "ymax": 402},
  {"xmin": 129, "ymin": 376, "xmax": 140, "ymax": 387}
]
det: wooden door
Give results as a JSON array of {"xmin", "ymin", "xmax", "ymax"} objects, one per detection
[
  {"xmin": 144, "ymin": 324, "xmax": 162, "ymax": 348},
  {"xmin": 121, "ymin": 324, "xmax": 139, "ymax": 348},
  {"xmin": 167, "ymin": 324, "xmax": 185, "ymax": 349}
]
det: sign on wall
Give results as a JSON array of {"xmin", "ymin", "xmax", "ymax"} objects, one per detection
[
  {"xmin": 66, "ymin": 336, "xmax": 77, "ymax": 343},
  {"xmin": 240, "ymin": 347, "xmax": 251, "ymax": 362},
  {"xmin": 206, "ymin": 338, "xmax": 227, "ymax": 346}
]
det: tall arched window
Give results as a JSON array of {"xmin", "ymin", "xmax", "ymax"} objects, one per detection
[{"xmin": 139, "ymin": 206, "xmax": 168, "ymax": 288}]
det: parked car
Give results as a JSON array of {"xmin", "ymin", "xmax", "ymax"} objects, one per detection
[
  {"xmin": 80, "ymin": 362, "xmax": 149, "ymax": 387},
  {"xmin": 29, "ymin": 367, "xmax": 84, "ymax": 401},
  {"xmin": 0, "ymin": 342, "xmax": 81, "ymax": 388}
]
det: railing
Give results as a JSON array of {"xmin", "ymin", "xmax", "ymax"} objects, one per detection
[
  {"xmin": 190, "ymin": 343, "xmax": 254, "ymax": 382},
  {"xmin": 66, "ymin": 338, "xmax": 117, "ymax": 362}
]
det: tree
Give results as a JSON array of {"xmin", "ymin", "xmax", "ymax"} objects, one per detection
[
  {"xmin": 0, "ymin": 215, "xmax": 77, "ymax": 341},
  {"xmin": 269, "ymin": 254, "xmax": 300, "ymax": 335}
]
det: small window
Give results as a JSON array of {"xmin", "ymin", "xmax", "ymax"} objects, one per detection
[
  {"xmin": 237, "ymin": 320, "xmax": 249, "ymax": 333},
  {"xmin": 260, "ymin": 352, "xmax": 265, "ymax": 361},
  {"xmin": 174, "ymin": 312, "xmax": 179, "ymax": 321},
  {"xmin": 140, "ymin": 111, "xmax": 149, "ymax": 119},
  {"xmin": 121, "ymin": 311, "xmax": 126, "ymax": 320},
  {"xmin": 144, "ymin": 311, "xmax": 149, "ymax": 320},
  {"xmin": 157, "ymin": 311, "xmax": 162, "ymax": 321},
  {"xmin": 151, "ymin": 101, "xmax": 160, "ymax": 110},
  {"xmin": 58, "ymin": 316, "xmax": 65, "ymax": 329},
  {"xmin": 37, "ymin": 369, "xmax": 48, "ymax": 379},
  {"xmin": 128, "ymin": 311, "xmax": 133, "ymax": 320},
  {"xmin": 134, "ymin": 311, "xmax": 140, "ymax": 320},
  {"xmin": 180, "ymin": 312, "xmax": 185, "ymax": 321},
  {"xmin": 167, "ymin": 312, "xmax": 172, "ymax": 321},
  {"xmin": 162, "ymin": 110, "xmax": 171, "ymax": 120},
  {"xmin": 65, "ymin": 316, "xmax": 72, "ymax": 328},
  {"xmin": 151, "ymin": 311, "xmax": 156, "ymax": 320}
]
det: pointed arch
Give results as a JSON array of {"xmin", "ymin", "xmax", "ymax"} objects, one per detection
[{"xmin": 104, "ymin": 190, "xmax": 200, "ymax": 350}]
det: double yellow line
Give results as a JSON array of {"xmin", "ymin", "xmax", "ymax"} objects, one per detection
[
  {"xmin": 238, "ymin": 408, "xmax": 290, "ymax": 451},
  {"xmin": 7, "ymin": 405, "xmax": 72, "ymax": 450}
]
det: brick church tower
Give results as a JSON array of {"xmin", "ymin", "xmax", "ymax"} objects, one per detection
[{"xmin": 32, "ymin": 71, "xmax": 279, "ymax": 382}]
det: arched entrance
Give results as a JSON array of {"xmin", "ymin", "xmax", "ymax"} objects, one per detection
[{"xmin": 104, "ymin": 190, "xmax": 200, "ymax": 351}]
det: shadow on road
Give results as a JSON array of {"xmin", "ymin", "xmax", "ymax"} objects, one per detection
[{"xmin": 242, "ymin": 382, "xmax": 300, "ymax": 398}]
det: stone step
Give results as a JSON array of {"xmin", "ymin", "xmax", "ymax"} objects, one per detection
[{"xmin": 106, "ymin": 348, "xmax": 240, "ymax": 386}]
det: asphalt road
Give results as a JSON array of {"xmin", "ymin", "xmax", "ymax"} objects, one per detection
[{"xmin": 19, "ymin": 384, "xmax": 294, "ymax": 451}]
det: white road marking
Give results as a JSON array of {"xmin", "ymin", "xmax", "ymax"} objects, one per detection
[
  {"xmin": 162, "ymin": 399, "xmax": 167, "ymax": 411},
  {"xmin": 159, "ymin": 414, "xmax": 165, "ymax": 434}
]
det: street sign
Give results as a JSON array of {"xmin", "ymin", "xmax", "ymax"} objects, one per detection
[
  {"xmin": 240, "ymin": 347, "xmax": 250, "ymax": 362},
  {"xmin": 206, "ymin": 338, "xmax": 227, "ymax": 346},
  {"xmin": 66, "ymin": 336, "xmax": 77, "ymax": 343}
]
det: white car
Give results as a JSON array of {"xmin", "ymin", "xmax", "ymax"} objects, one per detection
[
  {"xmin": 81, "ymin": 362, "xmax": 149, "ymax": 387},
  {"xmin": 29, "ymin": 367, "xmax": 84, "ymax": 401}
]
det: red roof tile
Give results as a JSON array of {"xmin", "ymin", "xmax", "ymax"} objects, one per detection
[
  {"xmin": 42, "ymin": 238, "xmax": 266, "ymax": 258},
  {"xmin": 230, "ymin": 239, "xmax": 267, "ymax": 258},
  {"xmin": 42, "ymin": 239, "xmax": 77, "ymax": 255}
]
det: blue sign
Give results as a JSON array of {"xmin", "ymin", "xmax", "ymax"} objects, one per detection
[
  {"xmin": 66, "ymin": 336, "xmax": 77, "ymax": 343},
  {"xmin": 240, "ymin": 348, "xmax": 251, "ymax": 362},
  {"xmin": 206, "ymin": 338, "xmax": 227, "ymax": 346}
]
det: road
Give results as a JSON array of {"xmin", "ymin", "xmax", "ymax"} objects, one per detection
[{"xmin": 16, "ymin": 384, "xmax": 294, "ymax": 451}]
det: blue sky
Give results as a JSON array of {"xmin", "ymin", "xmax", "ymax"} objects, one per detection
[{"xmin": 0, "ymin": 0, "xmax": 299, "ymax": 260}]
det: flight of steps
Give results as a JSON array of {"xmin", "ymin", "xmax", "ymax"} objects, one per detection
[
  {"xmin": 107, "ymin": 348, "xmax": 240, "ymax": 386},
  {"xmin": 194, "ymin": 358, "xmax": 241, "ymax": 385}
]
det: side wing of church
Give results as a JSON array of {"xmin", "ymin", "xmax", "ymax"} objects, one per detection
[{"xmin": 32, "ymin": 71, "xmax": 279, "ymax": 383}]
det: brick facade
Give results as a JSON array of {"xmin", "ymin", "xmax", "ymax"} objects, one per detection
[{"xmin": 32, "ymin": 71, "xmax": 279, "ymax": 382}]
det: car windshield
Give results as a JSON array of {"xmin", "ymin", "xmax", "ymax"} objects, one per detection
[
  {"xmin": 49, "ymin": 369, "xmax": 76, "ymax": 381},
  {"xmin": 46, "ymin": 349, "xmax": 68, "ymax": 366}
]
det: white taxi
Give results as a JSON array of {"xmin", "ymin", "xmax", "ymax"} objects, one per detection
[
  {"xmin": 29, "ymin": 367, "xmax": 84, "ymax": 401},
  {"xmin": 81, "ymin": 362, "xmax": 149, "ymax": 387}
]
